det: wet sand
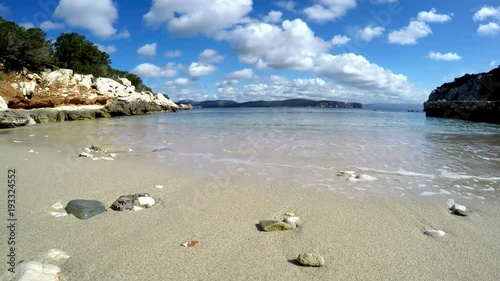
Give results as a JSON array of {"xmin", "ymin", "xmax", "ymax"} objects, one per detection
[{"xmin": 1, "ymin": 139, "xmax": 500, "ymax": 280}]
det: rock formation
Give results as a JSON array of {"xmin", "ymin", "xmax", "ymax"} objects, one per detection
[
  {"xmin": 0, "ymin": 67, "xmax": 188, "ymax": 128},
  {"xmin": 423, "ymin": 67, "xmax": 500, "ymax": 124}
]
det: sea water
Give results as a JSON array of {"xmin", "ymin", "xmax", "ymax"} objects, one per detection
[{"xmin": 2, "ymin": 108, "xmax": 500, "ymax": 202}]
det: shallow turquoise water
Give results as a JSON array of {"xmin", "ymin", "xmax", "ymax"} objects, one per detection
[{"xmin": 2, "ymin": 108, "xmax": 500, "ymax": 202}]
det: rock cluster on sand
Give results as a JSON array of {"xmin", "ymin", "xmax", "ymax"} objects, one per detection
[
  {"xmin": 110, "ymin": 193, "xmax": 156, "ymax": 211},
  {"xmin": 65, "ymin": 199, "xmax": 106, "ymax": 220},
  {"xmin": 297, "ymin": 253, "xmax": 325, "ymax": 267},
  {"xmin": 259, "ymin": 214, "xmax": 300, "ymax": 232}
]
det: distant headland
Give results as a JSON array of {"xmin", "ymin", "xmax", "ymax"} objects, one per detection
[{"xmin": 177, "ymin": 99, "xmax": 362, "ymax": 109}]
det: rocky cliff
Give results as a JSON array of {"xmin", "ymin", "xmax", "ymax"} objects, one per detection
[
  {"xmin": 423, "ymin": 67, "xmax": 500, "ymax": 124},
  {"xmin": 0, "ymin": 66, "xmax": 191, "ymax": 128}
]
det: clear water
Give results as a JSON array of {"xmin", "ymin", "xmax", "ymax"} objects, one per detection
[{"xmin": 2, "ymin": 108, "xmax": 500, "ymax": 202}]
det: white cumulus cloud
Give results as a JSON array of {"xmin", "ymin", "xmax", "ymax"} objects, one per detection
[
  {"xmin": 40, "ymin": 21, "xmax": 65, "ymax": 31},
  {"xmin": 331, "ymin": 35, "xmax": 351, "ymax": 46},
  {"xmin": 417, "ymin": 8, "xmax": 451, "ymax": 23},
  {"xmin": 143, "ymin": 0, "xmax": 252, "ymax": 36},
  {"xmin": 427, "ymin": 51, "xmax": 462, "ymax": 61},
  {"xmin": 199, "ymin": 49, "xmax": 224, "ymax": 63},
  {"xmin": 165, "ymin": 50, "xmax": 182, "ymax": 58},
  {"xmin": 473, "ymin": 6, "xmax": 500, "ymax": 36},
  {"xmin": 54, "ymin": 0, "xmax": 121, "ymax": 39},
  {"xmin": 217, "ymin": 19, "xmax": 330, "ymax": 70},
  {"xmin": 131, "ymin": 63, "xmax": 179, "ymax": 78},
  {"xmin": 226, "ymin": 68, "xmax": 254, "ymax": 80},
  {"xmin": 388, "ymin": 20, "xmax": 432, "ymax": 45},
  {"xmin": 19, "ymin": 22, "xmax": 35, "ymax": 29},
  {"xmin": 473, "ymin": 6, "xmax": 500, "ymax": 22},
  {"xmin": 275, "ymin": 1, "xmax": 297, "ymax": 12},
  {"xmin": 137, "ymin": 43, "xmax": 157, "ymax": 56},
  {"xmin": 264, "ymin": 11, "xmax": 283, "ymax": 23},
  {"xmin": 304, "ymin": 0, "xmax": 357, "ymax": 22},
  {"xmin": 357, "ymin": 25, "xmax": 384, "ymax": 42},
  {"xmin": 217, "ymin": 18, "xmax": 420, "ymax": 102},
  {"xmin": 96, "ymin": 44, "xmax": 117, "ymax": 54},
  {"xmin": 187, "ymin": 62, "xmax": 216, "ymax": 78},
  {"xmin": 477, "ymin": 22, "xmax": 500, "ymax": 36}
]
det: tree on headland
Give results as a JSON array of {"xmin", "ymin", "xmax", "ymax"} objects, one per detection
[
  {"xmin": 0, "ymin": 17, "xmax": 52, "ymax": 71},
  {"xmin": 53, "ymin": 32, "xmax": 111, "ymax": 77}
]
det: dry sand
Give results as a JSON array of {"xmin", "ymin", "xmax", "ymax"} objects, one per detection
[{"xmin": 1, "ymin": 139, "xmax": 500, "ymax": 280}]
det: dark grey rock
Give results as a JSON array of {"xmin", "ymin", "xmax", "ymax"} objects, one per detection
[
  {"xmin": 65, "ymin": 199, "xmax": 106, "ymax": 220},
  {"xmin": 110, "ymin": 193, "xmax": 151, "ymax": 211},
  {"xmin": 297, "ymin": 253, "xmax": 325, "ymax": 267},
  {"xmin": 0, "ymin": 110, "xmax": 30, "ymax": 128}
]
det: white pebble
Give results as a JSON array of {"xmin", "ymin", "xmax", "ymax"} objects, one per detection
[
  {"xmin": 46, "ymin": 249, "xmax": 70, "ymax": 261},
  {"xmin": 50, "ymin": 211, "xmax": 68, "ymax": 218},
  {"xmin": 13, "ymin": 140, "xmax": 22, "ymax": 143},
  {"xmin": 137, "ymin": 196, "xmax": 155, "ymax": 207},
  {"xmin": 128, "ymin": 148, "xmax": 133, "ymax": 152},
  {"xmin": 154, "ymin": 185, "xmax": 164, "ymax": 189},
  {"xmin": 108, "ymin": 153, "xmax": 118, "ymax": 158},
  {"xmin": 133, "ymin": 206, "xmax": 143, "ymax": 211},
  {"xmin": 424, "ymin": 229, "xmax": 446, "ymax": 237},
  {"xmin": 284, "ymin": 216, "xmax": 300, "ymax": 224},
  {"xmin": 52, "ymin": 202, "xmax": 63, "ymax": 209},
  {"xmin": 28, "ymin": 149, "xmax": 35, "ymax": 153}
]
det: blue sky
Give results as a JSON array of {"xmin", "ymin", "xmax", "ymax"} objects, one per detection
[{"xmin": 1, "ymin": 0, "xmax": 499, "ymax": 103}]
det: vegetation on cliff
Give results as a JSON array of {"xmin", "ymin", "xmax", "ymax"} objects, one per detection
[{"xmin": 0, "ymin": 17, "xmax": 152, "ymax": 93}]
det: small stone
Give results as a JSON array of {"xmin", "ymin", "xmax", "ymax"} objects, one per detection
[
  {"xmin": 424, "ymin": 229, "xmax": 446, "ymax": 237},
  {"xmin": 78, "ymin": 152, "xmax": 93, "ymax": 158},
  {"xmin": 337, "ymin": 170, "xmax": 355, "ymax": 176},
  {"xmin": 181, "ymin": 240, "xmax": 200, "ymax": 248},
  {"xmin": 46, "ymin": 249, "xmax": 70, "ymax": 261},
  {"xmin": 28, "ymin": 149, "xmax": 35, "ymax": 153},
  {"xmin": 128, "ymin": 148, "xmax": 133, "ymax": 152},
  {"xmin": 65, "ymin": 199, "xmax": 106, "ymax": 220},
  {"xmin": 297, "ymin": 253, "xmax": 325, "ymax": 267},
  {"xmin": 108, "ymin": 153, "xmax": 118, "ymax": 158},
  {"xmin": 110, "ymin": 193, "xmax": 152, "ymax": 211},
  {"xmin": 450, "ymin": 203, "xmax": 467, "ymax": 216},
  {"xmin": 52, "ymin": 202, "xmax": 64, "ymax": 209},
  {"xmin": 137, "ymin": 196, "xmax": 155, "ymax": 207},
  {"xmin": 51, "ymin": 211, "xmax": 68, "ymax": 218},
  {"xmin": 259, "ymin": 220, "xmax": 295, "ymax": 232},
  {"xmin": 284, "ymin": 212, "xmax": 295, "ymax": 217},
  {"xmin": 88, "ymin": 145, "xmax": 106, "ymax": 152},
  {"xmin": 154, "ymin": 185, "xmax": 164, "ymax": 189},
  {"xmin": 284, "ymin": 216, "xmax": 300, "ymax": 225}
]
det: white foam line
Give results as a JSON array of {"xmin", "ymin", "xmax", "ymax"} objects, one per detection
[{"xmin": 357, "ymin": 167, "xmax": 435, "ymax": 178}]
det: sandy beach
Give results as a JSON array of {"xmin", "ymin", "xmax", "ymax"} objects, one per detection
[{"xmin": 1, "ymin": 136, "xmax": 500, "ymax": 281}]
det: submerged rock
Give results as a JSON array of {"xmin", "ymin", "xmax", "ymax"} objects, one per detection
[
  {"xmin": 65, "ymin": 199, "xmax": 106, "ymax": 220},
  {"xmin": 297, "ymin": 253, "xmax": 325, "ymax": 267},
  {"xmin": 259, "ymin": 220, "xmax": 295, "ymax": 232},
  {"xmin": 450, "ymin": 203, "xmax": 468, "ymax": 216},
  {"xmin": 110, "ymin": 193, "xmax": 155, "ymax": 211}
]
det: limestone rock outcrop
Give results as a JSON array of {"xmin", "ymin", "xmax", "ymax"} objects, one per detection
[{"xmin": 424, "ymin": 67, "xmax": 500, "ymax": 124}]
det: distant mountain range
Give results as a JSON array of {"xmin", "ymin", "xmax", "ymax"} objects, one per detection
[{"xmin": 177, "ymin": 98, "xmax": 362, "ymax": 109}]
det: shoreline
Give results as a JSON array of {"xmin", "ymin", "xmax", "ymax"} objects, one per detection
[{"xmin": 1, "ymin": 137, "xmax": 500, "ymax": 280}]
